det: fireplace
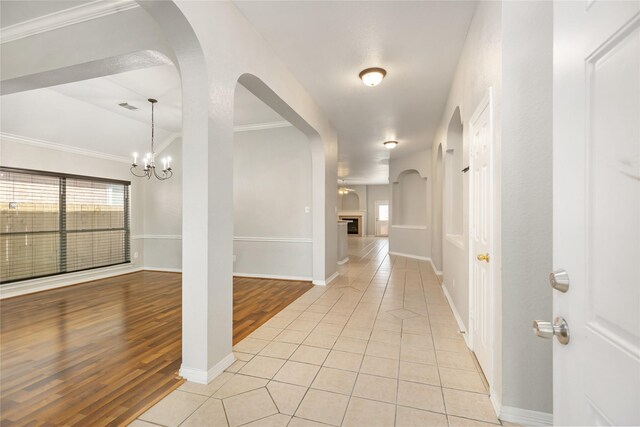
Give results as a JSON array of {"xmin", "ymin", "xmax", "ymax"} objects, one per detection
[{"xmin": 343, "ymin": 218, "xmax": 359, "ymax": 235}]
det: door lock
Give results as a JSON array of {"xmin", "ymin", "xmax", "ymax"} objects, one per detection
[
  {"xmin": 476, "ymin": 253, "xmax": 490, "ymax": 262},
  {"xmin": 532, "ymin": 317, "xmax": 570, "ymax": 345},
  {"xmin": 549, "ymin": 269, "xmax": 570, "ymax": 293}
]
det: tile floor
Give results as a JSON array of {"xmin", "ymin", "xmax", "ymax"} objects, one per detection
[{"xmin": 134, "ymin": 237, "xmax": 503, "ymax": 427}]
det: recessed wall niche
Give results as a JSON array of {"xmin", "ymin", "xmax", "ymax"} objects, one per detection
[
  {"xmin": 341, "ymin": 192, "xmax": 360, "ymax": 211},
  {"xmin": 392, "ymin": 169, "xmax": 427, "ymax": 226},
  {"xmin": 445, "ymin": 107, "xmax": 463, "ymax": 236}
]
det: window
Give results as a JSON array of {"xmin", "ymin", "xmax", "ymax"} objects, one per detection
[
  {"xmin": 377, "ymin": 203, "xmax": 389, "ymax": 221},
  {"xmin": 0, "ymin": 168, "xmax": 130, "ymax": 283}
]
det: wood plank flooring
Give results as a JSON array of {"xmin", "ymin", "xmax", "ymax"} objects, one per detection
[
  {"xmin": 0, "ymin": 271, "xmax": 313, "ymax": 426},
  {"xmin": 233, "ymin": 276, "xmax": 314, "ymax": 344}
]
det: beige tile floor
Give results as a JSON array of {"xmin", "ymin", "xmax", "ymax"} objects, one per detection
[{"xmin": 134, "ymin": 237, "xmax": 503, "ymax": 427}]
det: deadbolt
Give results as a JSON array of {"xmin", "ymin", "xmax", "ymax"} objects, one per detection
[
  {"xmin": 549, "ymin": 269, "xmax": 569, "ymax": 293},
  {"xmin": 532, "ymin": 317, "xmax": 570, "ymax": 345},
  {"xmin": 476, "ymin": 253, "xmax": 490, "ymax": 263}
]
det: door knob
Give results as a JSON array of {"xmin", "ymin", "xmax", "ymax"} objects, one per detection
[
  {"xmin": 549, "ymin": 269, "xmax": 569, "ymax": 293},
  {"xmin": 532, "ymin": 317, "xmax": 570, "ymax": 345},
  {"xmin": 476, "ymin": 253, "xmax": 490, "ymax": 262}
]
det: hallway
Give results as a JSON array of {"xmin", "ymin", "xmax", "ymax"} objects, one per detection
[{"xmin": 136, "ymin": 237, "xmax": 499, "ymax": 426}]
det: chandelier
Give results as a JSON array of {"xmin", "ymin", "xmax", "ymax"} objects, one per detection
[
  {"xmin": 131, "ymin": 98, "xmax": 173, "ymax": 180},
  {"xmin": 338, "ymin": 180, "xmax": 355, "ymax": 195}
]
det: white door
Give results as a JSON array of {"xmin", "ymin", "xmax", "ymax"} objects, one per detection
[
  {"xmin": 552, "ymin": 2, "xmax": 640, "ymax": 425},
  {"xmin": 375, "ymin": 200, "xmax": 389, "ymax": 237},
  {"xmin": 469, "ymin": 91, "xmax": 493, "ymax": 385}
]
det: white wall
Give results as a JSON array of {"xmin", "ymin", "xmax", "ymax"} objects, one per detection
[
  {"xmin": 233, "ymin": 125, "xmax": 312, "ymax": 279},
  {"xmin": 389, "ymin": 149, "xmax": 431, "ymax": 259},
  {"xmin": 500, "ymin": 0, "xmax": 553, "ymax": 416},
  {"xmin": 366, "ymin": 184, "xmax": 389, "ymax": 236},
  {"xmin": 429, "ymin": 0, "xmax": 553, "ymax": 419},
  {"xmin": 0, "ymin": 136, "xmax": 145, "ymax": 297},
  {"xmin": 142, "ymin": 137, "xmax": 182, "ymax": 271}
]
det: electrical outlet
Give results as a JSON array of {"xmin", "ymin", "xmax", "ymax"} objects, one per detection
[
  {"xmin": 233, "ymin": 255, "xmax": 237, "ymax": 262},
  {"xmin": 305, "ymin": 206, "xmax": 311, "ymax": 214},
  {"xmin": 134, "ymin": 252, "xmax": 139, "ymax": 259}
]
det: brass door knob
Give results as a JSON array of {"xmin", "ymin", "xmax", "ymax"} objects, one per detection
[{"xmin": 476, "ymin": 253, "xmax": 490, "ymax": 262}]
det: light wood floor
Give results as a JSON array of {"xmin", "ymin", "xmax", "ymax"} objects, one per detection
[{"xmin": 0, "ymin": 271, "xmax": 313, "ymax": 426}]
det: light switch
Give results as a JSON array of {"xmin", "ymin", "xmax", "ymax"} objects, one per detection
[{"xmin": 305, "ymin": 206, "xmax": 311, "ymax": 214}]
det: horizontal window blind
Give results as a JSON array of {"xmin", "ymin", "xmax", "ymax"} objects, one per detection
[{"xmin": 0, "ymin": 168, "xmax": 130, "ymax": 284}]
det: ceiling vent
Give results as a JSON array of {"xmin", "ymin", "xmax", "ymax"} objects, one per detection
[{"xmin": 118, "ymin": 102, "xmax": 139, "ymax": 110}]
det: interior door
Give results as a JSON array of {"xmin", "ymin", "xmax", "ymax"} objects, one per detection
[
  {"xmin": 375, "ymin": 201, "xmax": 389, "ymax": 236},
  {"xmin": 469, "ymin": 92, "xmax": 493, "ymax": 385},
  {"xmin": 552, "ymin": 2, "xmax": 640, "ymax": 425}
]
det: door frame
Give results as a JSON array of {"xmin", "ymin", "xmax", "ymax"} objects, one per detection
[
  {"xmin": 467, "ymin": 88, "xmax": 497, "ymax": 394},
  {"xmin": 374, "ymin": 200, "xmax": 389, "ymax": 237}
]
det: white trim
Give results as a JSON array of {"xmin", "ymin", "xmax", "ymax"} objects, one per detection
[
  {"xmin": 391, "ymin": 225, "xmax": 428, "ymax": 230},
  {"xmin": 490, "ymin": 388, "xmax": 502, "ymax": 419},
  {"xmin": 132, "ymin": 234, "xmax": 182, "ymax": 240},
  {"xmin": 337, "ymin": 257, "xmax": 350, "ymax": 265},
  {"xmin": 1, "ymin": 132, "xmax": 131, "ymax": 163},
  {"xmin": 179, "ymin": 353, "xmax": 236, "ymax": 384},
  {"xmin": 441, "ymin": 282, "xmax": 470, "ymax": 347},
  {"xmin": 428, "ymin": 257, "xmax": 443, "ymax": 276},
  {"xmin": 145, "ymin": 267, "xmax": 182, "ymax": 273},
  {"xmin": 0, "ymin": 0, "xmax": 139, "ymax": 44},
  {"xmin": 388, "ymin": 251, "xmax": 429, "ymax": 262},
  {"xmin": 313, "ymin": 271, "xmax": 338, "ymax": 286},
  {"xmin": 233, "ymin": 121, "xmax": 292, "ymax": 133},
  {"xmin": 234, "ymin": 272, "xmax": 312, "ymax": 282},
  {"xmin": 233, "ymin": 236, "xmax": 312, "ymax": 243},
  {"xmin": 0, "ymin": 264, "xmax": 142, "ymax": 299},
  {"xmin": 500, "ymin": 406, "xmax": 553, "ymax": 426}
]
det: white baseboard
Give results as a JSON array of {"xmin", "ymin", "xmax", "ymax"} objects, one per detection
[
  {"xmin": 179, "ymin": 352, "xmax": 235, "ymax": 384},
  {"xmin": 0, "ymin": 264, "xmax": 143, "ymax": 299},
  {"xmin": 144, "ymin": 267, "xmax": 182, "ymax": 273},
  {"xmin": 490, "ymin": 387, "xmax": 502, "ymax": 420},
  {"xmin": 500, "ymin": 406, "xmax": 553, "ymax": 426},
  {"xmin": 313, "ymin": 271, "xmax": 339, "ymax": 286},
  {"xmin": 234, "ymin": 272, "xmax": 312, "ymax": 282},
  {"xmin": 388, "ymin": 251, "xmax": 429, "ymax": 261},
  {"xmin": 428, "ymin": 257, "xmax": 443, "ymax": 276},
  {"xmin": 441, "ymin": 282, "xmax": 470, "ymax": 348},
  {"xmin": 337, "ymin": 257, "xmax": 349, "ymax": 265}
]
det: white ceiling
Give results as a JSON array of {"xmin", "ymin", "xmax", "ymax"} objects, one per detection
[
  {"xmin": 1, "ymin": 65, "xmax": 182, "ymax": 159},
  {"xmin": 233, "ymin": 1, "xmax": 476, "ymax": 184},
  {"xmin": 1, "ymin": 60, "xmax": 288, "ymax": 159}
]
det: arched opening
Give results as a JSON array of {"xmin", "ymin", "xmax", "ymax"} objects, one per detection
[
  {"xmin": 433, "ymin": 144, "xmax": 444, "ymax": 273},
  {"xmin": 445, "ymin": 107, "xmax": 464, "ymax": 236},
  {"xmin": 392, "ymin": 169, "xmax": 427, "ymax": 226},
  {"xmin": 341, "ymin": 192, "xmax": 360, "ymax": 211}
]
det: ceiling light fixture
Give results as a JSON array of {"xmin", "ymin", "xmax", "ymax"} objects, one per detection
[
  {"xmin": 384, "ymin": 140, "xmax": 398, "ymax": 150},
  {"xmin": 338, "ymin": 180, "xmax": 355, "ymax": 195},
  {"xmin": 131, "ymin": 99, "xmax": 173, "ymax": 180},
  {"xmin": 359, "ymin": 67, "xmax": 387, "ymax": 87}
]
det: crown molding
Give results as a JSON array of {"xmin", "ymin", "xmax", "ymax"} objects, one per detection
[
  {"xmin": 0, "ymin": 0, "xmax": 139, "ymax": 44},
  {"xmin": 1, "ymin": 132, "xmax": 131, "ymax": 164},
  {"xmin": 233, "ymin": 121, "xmax": 292, "ymax": 133}
]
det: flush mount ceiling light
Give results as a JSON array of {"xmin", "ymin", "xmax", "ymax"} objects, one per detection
[
  {"xmin": 359, "ymin": 67, "xmax": 387, "ymax": 87},
  {"xmin": 384, "ymin": 140, "xmax": 398, "ymax": 150},
  {"xmin": 130, "ymin": 99, "xmax": 173, "ymax": 181}
]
